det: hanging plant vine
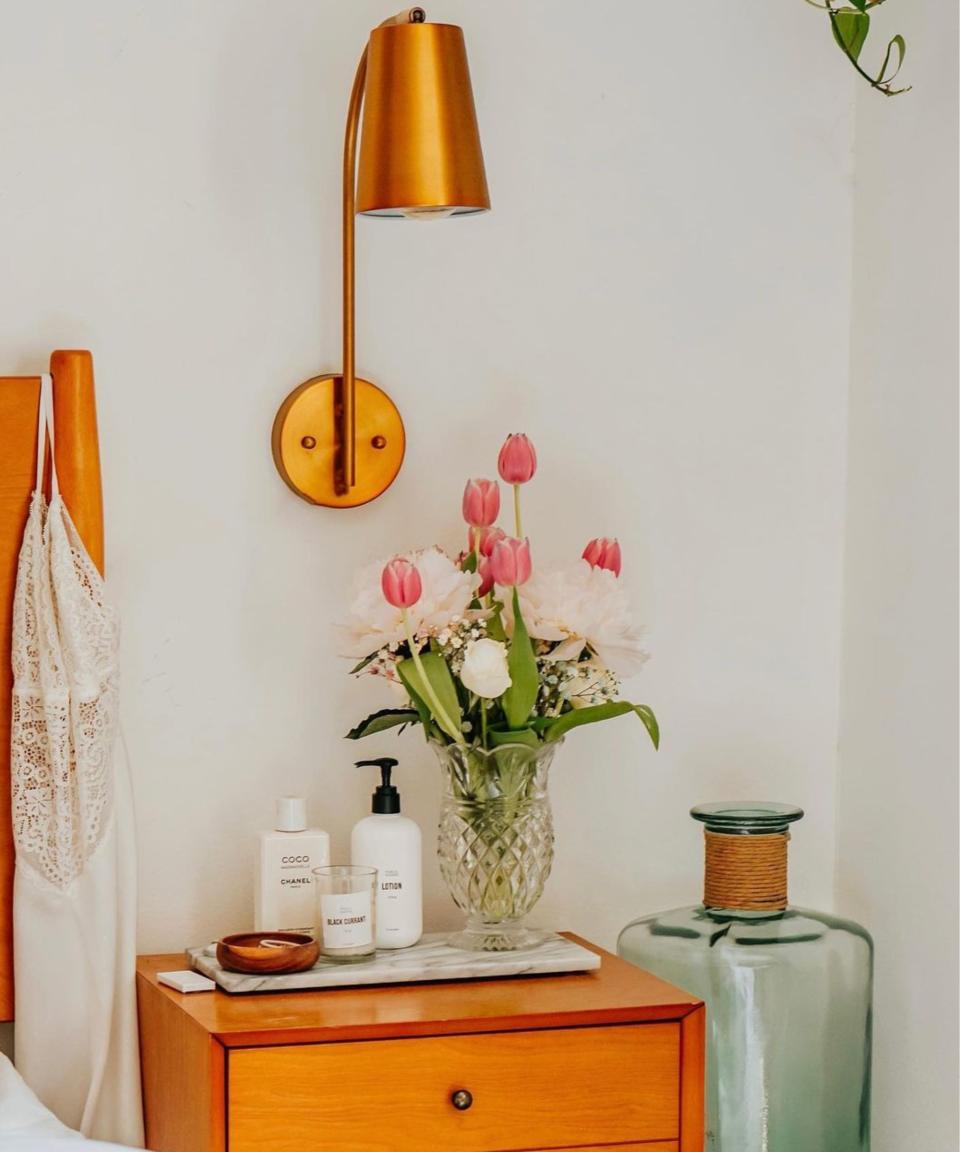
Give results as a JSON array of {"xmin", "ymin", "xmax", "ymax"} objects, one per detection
[{"xmin": 806, "ymin": 0, "xmax": 910, "ymax": 96}]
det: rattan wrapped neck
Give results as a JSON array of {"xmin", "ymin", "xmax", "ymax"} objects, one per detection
[{"xmin": 703, "ymin": 829, "xmax": 790, "ymax": 912}]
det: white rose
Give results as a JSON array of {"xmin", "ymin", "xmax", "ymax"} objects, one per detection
[{"xmin": 460, "ymin": 638, "xmax": 512, "ymax": 699}]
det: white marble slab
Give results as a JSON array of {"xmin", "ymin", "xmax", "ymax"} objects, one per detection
[{"xmin": 187, "ymin": 931, "xmax": 600, "ymax": 994}]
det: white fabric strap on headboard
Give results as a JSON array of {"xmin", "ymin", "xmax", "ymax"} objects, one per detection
[{"xmin": 34, "ymin": 373, "xmax": 60, "ymax": 498}]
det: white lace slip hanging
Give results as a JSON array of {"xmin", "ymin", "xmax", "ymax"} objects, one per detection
[{"xmin": 10, "ymin": 375, "xmax": 143, "ymax": 1147}]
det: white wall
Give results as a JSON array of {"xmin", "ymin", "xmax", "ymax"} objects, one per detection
[
  {"xmin": 0, "ymin": 0, "xmax": 857, "ymax": 1061},
  {"xmin": 836, "ymin": 0, "xmax": 960, "ymax": 1148}
]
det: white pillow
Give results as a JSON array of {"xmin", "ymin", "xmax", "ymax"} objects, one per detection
[{"xmin": 0, "ymin": 1056, "xmax": 129, "ymax": 1150}]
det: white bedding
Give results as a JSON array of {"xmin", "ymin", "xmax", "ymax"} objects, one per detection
[{"xmin": 0, "ymin": 1057, "xmax": 132, "ymax": 1151}]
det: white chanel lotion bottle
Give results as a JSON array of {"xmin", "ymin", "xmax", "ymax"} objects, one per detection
[
  {"xmin": 351, "ymin": 758, "xmax": 422, "ymax": 949},
  {"xmin": 254, "ymin": 797, "xmax": 330, "ymax": 931}
]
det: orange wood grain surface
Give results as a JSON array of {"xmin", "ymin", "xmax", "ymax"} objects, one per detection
[
  {"xmin": 0, "ymin": 350, "xmax": 103, "ymax": 1021},
  {"xmin": 228, "ymin": 1023, "xmax": 680, "ymax": 1152},
  {"xmin": 136, "ymin": 935, "xmax": 702, "ymax": 1048},
  {"xmin": 137, "ymin": 972, "xmax": 226, "ymax": 1152},
  {"xmin": 562, "ymin": 1146, "xmax": 677, "ymax": 1151},
  {"xmin": 679, "ymin": 1005, "xmax": 706, "ymax": 1152}
]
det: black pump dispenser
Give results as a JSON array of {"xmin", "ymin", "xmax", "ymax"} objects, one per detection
[{"xmin": 356, "ymin": 758, "xmax": 401, "ymax": 814}]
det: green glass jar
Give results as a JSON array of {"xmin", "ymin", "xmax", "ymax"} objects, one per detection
[{"xmin": 618, "ymin": 803, "xmax": 872, "ymax": 1151}]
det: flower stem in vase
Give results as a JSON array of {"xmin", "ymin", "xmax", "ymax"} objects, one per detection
[{"xmin": 401, "ymin": 608, "xmax": 464, "ymax": 745}]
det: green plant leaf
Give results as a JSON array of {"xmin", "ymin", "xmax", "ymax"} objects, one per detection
[
  {"xmin": 397, "ymin": 652, "xmax": 463, "ymax": 743},
  {"xmin": 461, "ymin": 551, "xmax": 478, "ymax": 574},
  {"xmin": 501, "ymin": 588, "xmax": 540, "ymax": 730},
  {"xmin": 633, "ymin": 704, "xmax": 660, "ymax": 750},
  {"xmin": 488, "ymin": 727, "xmax": 541, "ymax": 748},
  {"xmin": 486, "ymin": 603, "xmax": 507, "ymax": 643},
  {"xmin": 832, "ymin": 9, "xmax": 870, "ymax": 61},
  {"xmin": 544, "ymin": 701, "xmax": 660, "ymax": 750},
  {"xmin": 345, "ymin": 708, "xmax": 420, "ymax": 740},
  {"xmin": 394, "ymin": 674, "xmax": 433, "ymax": 731},
  {"xmin": 877, "ymin": 33, "xmax": 905, "ymax": 84},
  {"xmin": 807, "ymin": 0, "xmax": 909, "ymax": 95},
  {"xmin": 349, "ymin": 652, "xmax": 378, "ymax": 675}
]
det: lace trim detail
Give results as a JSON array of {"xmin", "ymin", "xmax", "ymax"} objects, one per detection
[{"xmin": 10, "ymin": 492, "xmax": 119, "ymax": 890}]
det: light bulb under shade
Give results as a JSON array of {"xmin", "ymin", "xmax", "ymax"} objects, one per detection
[
  {"xmin": 398, "ymin": 205, "xmax": 458, "ymax": 221},
  {"xmin": 364, "ymin": 204, "xmax": 483, "ymax": 219},
  {"xmin": 356, "ymin": 22, "xmax": 490, "ymax": 218}
]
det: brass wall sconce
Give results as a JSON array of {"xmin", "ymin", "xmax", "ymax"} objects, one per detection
[{"xmin": 272, "ymin": 7, "xmax": 490, "ymax": 508}]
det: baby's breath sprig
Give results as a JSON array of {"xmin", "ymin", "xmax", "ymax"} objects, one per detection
[{"xmin": 435, "ymin": 615, "xmax": 489, "ymax": 676}]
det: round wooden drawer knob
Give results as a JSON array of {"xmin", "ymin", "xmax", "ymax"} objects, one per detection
[{"xmin": 451, "ymin": 1088, "xmax": 474, "ymax": 1111}]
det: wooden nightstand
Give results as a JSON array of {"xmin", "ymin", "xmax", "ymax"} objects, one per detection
[{"xmin": 137, "ymin": 935, "xmax": 704, "ymax": 1152}]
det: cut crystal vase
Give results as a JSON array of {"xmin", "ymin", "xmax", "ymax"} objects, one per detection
[
  {"xmin": 618, "ymin": 803, "xmax": 873, "ymax": 1152},
  {"xmin": 434, "ymin": 740, "xmax": 559, "ymax": 952}
]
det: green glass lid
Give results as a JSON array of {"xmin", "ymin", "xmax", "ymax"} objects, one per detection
[{"xmin": 690, "ymin": 802, "xmax": 804, "ymax": 834}]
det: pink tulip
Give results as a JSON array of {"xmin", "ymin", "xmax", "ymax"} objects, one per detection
[
  {"xmin": 381, "ymin": 557, "xmax": 422, "ymax": 609},
  {"xmin": 478, "ymin": 525, "xmax": 506, "ymax": 558},
  {"xmin": 462, "ymin": 478, "xmax": 501, "ymax": 528},
  {"xmin": 490, "ymin": 536, "xmax": 532, "ymax": 587},
  {"xmin": 497, "ymin": 434, "xmax": 537, "ymax": 485},
  {"xmin": 582, "ymin": 536, "xmax": 622, "ymax": 577}
]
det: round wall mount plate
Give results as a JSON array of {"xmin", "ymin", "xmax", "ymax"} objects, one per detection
[{"xmin": 271, "ymin": 375, "xmax": 405, "ymax": 508}]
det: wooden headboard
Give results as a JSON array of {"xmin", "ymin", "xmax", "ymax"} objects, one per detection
[{"xmin": 0, "ymin": 349, "xmax": 104, "ymax": 1021}]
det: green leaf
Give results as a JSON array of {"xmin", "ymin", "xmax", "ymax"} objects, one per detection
[
  {"xmin": 501, "ymin": 588, "xmax": 540, "ymax": 730},
  {"xmin": 486, "ymin": 603, "xmax": 507, "ymax": 643},
  {"xmin": 633, "ymin": 704, "xmax": 660, "ymax": 750},
  {"xmin": 488, "ymin": 727, "xmax": 541, "ymax": 748},
  {"xmin": 397, "ymin": 652, "xmax": 463, "ymax": 743},
  {"xmin": 345, "ymin": 708, "xmax": 420, "ymax": 740},
  {"xmin": 848, "ymin": 0, "xmax": 868, "ymax": 11},
  {"xmin": 544, "ymin": 701, "xmax": 660, "ymax": 750},
  {"xmin": 398, "ymin": 672, "xmax": 428, "ymax": 723},
  {"xmin": 832, "ymin": 9, "xmax": 870, "ymax": 61},
  {"xmin": 461, "ymin": 551, "xmax": 478, "ymax": 574},
  {"xmin": 394, "ymin": 672, "xmax": 433, "ymax": 731},
  {"xmin": 877, "ymin": 33, "xmax": 905, "ymax": 84},
  {"xmin": 349, "ymin": 652, "xmax": 378, "ymax": 675}
]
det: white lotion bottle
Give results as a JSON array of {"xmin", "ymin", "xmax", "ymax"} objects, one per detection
[
  {"xmin": 254, "ymin": 797, "xmax": 330, "ymax": 931},
  {"xmin": 351, "ymin": 758, "xmax": 422, "ymax": 949}
]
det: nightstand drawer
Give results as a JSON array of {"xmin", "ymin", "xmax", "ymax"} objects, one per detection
[{"xmin": 228, "ymin": 1022, "xmax": 680, "ymax": 1152}]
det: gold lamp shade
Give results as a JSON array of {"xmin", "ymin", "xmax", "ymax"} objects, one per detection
[{"xmin": 357, "ymin": 23, "xmax": 490, "ymax": 217}]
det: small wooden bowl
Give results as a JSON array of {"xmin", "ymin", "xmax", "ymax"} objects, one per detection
[{"xmin": 216, "ymin": 931, "xmax": 319, "ymax": 975}]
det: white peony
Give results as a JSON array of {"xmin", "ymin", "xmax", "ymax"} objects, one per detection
[
  {"xmin": 517, "ymin": 560, "xmax": 649, "ymax": 677},
  {"xmin": 340, "ymin": 547, "xmax": 479, "ymax": 659},
  {"xmin": 460, "ymin": 638, "xmax": 512, "ymax": 699}
]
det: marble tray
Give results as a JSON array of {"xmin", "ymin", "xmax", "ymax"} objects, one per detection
[{"xmin": 187, "ymin": 931, "xmax": 600, "ymax": 994}]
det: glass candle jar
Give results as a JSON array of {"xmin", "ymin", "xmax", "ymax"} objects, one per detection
[
  {"xmin": 618, "ymin": 803, "xmax": 873, "ymax": 1152},
  {"xmin": 313, "ymin": 865, "xmax": 376, "ymax": 961}
]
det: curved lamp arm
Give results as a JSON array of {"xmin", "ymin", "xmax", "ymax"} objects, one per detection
[{"xmin": 339, "ymin": 7, "xmax": 425, "ymax": 494}]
